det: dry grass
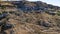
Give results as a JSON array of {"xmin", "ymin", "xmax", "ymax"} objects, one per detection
[
  {"xmin": 0, "ymin": 11, "xmax": 59, "ymax": 34},
  {"xmin": 0, "ymin": 1, "xmax": 60, "ymax": 34}
]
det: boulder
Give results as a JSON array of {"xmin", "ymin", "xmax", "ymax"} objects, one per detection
[{"xmin": 0, "ymin": 13, "xmax": 8, "ymax": 20}]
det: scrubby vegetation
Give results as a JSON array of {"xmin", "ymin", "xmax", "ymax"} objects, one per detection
[
  {"xmin": 57, "ymin": 11, "xmax": 60, "ymax": 16},
  {"xmin": 0, "ymin": 1, "xmax": 60, "ymax": 34}
]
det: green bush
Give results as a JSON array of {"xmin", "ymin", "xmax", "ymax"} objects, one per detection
[
  {"xmin": 57, "ymin": 11, "xmax": 60, "ymax": 16},
  {"xmin": 1, "ymin": 6, "xmax": 6, "ymax": 9},
  {"xmin": 0, "ymin": 12, "xmax": 2, "ymax": 15},
  {"xmin": 0, "ymin": 11, "xmax": 7, "ymax": 15}
]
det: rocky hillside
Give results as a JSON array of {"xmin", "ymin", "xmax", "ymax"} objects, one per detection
[
  {"xmin": 0, "ymin": 1, "xmax": 60, "ymax": 34},
  {"xmin": 11, "ymin": 1, "xmax": 60, "ymax": 11}
]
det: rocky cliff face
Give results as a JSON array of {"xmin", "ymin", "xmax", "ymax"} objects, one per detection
[{"xmin": 0, "ymin": 1, "xmax": 60, "ymax": 34}]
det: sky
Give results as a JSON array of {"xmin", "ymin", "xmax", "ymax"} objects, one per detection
[
  {"xmin": 1, "ymin": 0, "xmax": 60, "ymax": 7},
  {"xmin": 27, "ymin": 0, "xmax": 60, "ymax": 7},
  {"xmin": 40, "ymin": 0, "xmax": 60, "ymax": 7}
]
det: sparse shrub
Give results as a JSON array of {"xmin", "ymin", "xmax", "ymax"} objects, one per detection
[
  {"xmin": 55, "ymin": 19, "xmax": 60, "ymax": 27},
  {"xmin": 0, "ymin": 12, "xmax": 2, "ymax": 15},
  {"xmin": 57, "ymin": 11, "xmax": 60, "ymax": 16},
  {"xmin": 9, "ymin": 11, "xmax": 14, "ymax": 13},
  {"xmin": 0, "ymin": 13, "xmax": 8, "ymax": 20},
  {"xmin": 37, "ymin": 20, "xmax": 51, "ymax": 27},
  {"xmin": 1, "ymin": 23, "xmax": 12, "ymax": 30},
  {"xmin": 1, "ymin": 5, "xmax": 6, "ymax": 9},
  {"xmin": 0, "ymin": 22, "xmax": 3, "ymax": 26}
]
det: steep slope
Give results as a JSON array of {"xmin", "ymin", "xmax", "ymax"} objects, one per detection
[{"xmin": 0, "ymin": 1, "xmax": 60, "ymax": 34}]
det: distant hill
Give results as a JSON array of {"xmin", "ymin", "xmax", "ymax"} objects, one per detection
[
  {"xmin": 11, "ymin": 1, "xmax": 60, "ymax": 11},
  {"xmin": 0, "ymin": 1, "xmax": 60, "ymax": 11}
]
